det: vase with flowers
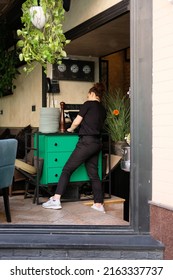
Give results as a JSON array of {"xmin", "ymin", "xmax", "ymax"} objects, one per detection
[{"xmin": 103, "ymin": 88, "xmax": 130, "ymax": 156}]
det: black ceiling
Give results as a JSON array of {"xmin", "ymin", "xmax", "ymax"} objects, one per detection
[
  {"xmin": 0, "ymin": 0, "xmax": 24, "ymax": 28},
  {"xmin": 0, "ymin": 1, "xmax": 24, "ymax": 49}
]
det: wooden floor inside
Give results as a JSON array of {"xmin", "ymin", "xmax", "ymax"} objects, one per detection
[{"xmin": 0, "ymin": 192, "xmax": 129, "ymax": 225}]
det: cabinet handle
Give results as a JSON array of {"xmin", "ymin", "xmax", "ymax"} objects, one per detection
[
  {"xmin": 54, "ymin": 158, "xmax": 58, "ymax": 162},
  {"xmin": 54, "ymin": 143, "xmax": 58, "ymax": 146},
  {"xmin": 55, "ymin": 174, "xmax": 58, "ymax": 177}
]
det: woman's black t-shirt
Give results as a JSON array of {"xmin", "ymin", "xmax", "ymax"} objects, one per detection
[{"xmin": 78, "ymin": 101, "xmax": 106, "ymax": 136}]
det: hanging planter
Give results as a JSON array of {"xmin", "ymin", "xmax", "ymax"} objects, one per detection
[
  {"xmin": 29, "ymin": 6, "xmax": 46, "ymax": 29},
  {"xmin": 17, "ymin": 0, "xmax": 70, "ymax": 73}
]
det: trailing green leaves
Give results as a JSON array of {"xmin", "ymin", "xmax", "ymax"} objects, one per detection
[{"xmin": 17, "ymin": 0, "xmax": 70, "ymax": 73}]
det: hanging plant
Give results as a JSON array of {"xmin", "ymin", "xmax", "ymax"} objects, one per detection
[{"xmin": 17, "ymin": 0, "xmax": 70, "ymax": 73}]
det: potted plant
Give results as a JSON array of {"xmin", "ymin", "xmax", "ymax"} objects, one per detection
[
  {"xmin": 17, "ymin": 0, "xmax": 70, "ymax": 73},
  {"xmin": 102, "ymin": 88, "xmax": 130, "ymax": 155}
]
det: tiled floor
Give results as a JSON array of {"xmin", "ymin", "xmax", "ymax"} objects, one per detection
[{"xmin": 0, "ymin": 194, "xmax": 129, "ymax": 226}]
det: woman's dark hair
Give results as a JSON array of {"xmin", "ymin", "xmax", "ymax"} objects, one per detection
[{"xmin": 89, "ymin": 82, "xmax": 105, "ymax": 100}]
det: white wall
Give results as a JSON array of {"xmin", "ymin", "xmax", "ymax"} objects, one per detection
[
  {"xmin": 0, "ymin": 63, "xmax": 42, "ymax": 128},
  {"xmin": 152, "ymin": 0, "xmax": 173, "ymax": 208}
]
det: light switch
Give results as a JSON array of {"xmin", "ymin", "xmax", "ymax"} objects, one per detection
[{"xmin": 32, "ymin": 105, "xmax": 36, "ymax": 111}]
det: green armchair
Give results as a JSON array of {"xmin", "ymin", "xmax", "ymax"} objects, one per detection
[{"xmin": 0, "ymin": 139, "xmax": 18, "ymax": 222}]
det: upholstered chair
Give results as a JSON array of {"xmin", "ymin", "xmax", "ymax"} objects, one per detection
[{"xmin": 0, "ymin": 139, "xmax": 18, "ymax": 222}]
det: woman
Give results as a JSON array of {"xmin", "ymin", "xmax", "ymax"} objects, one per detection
[{"xmin": 42, "ymin": 82, "xmax": 106, "ymax": 212}]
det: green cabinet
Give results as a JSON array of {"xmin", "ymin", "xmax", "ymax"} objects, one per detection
[{"xmin": 36, "ymin": 133, "xmax": 102, "ymax": 185}]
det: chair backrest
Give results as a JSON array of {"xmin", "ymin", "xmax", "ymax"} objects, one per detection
[{"xmin": 0, "ymin": 139, "xmax": 18, "ymax": 189}]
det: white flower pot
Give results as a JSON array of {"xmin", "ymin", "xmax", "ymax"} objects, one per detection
[
  {"xmin": 29, "ymin": 6, "xmax": 46, "ymax": 29},
  {"xmin": 39, "ymin": 107, "xmax": 60, "ymax": 133}
]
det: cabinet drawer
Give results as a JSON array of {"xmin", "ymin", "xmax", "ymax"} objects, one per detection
[
  {"xmin": 43, "ymin": 162, "xmax": 102, "ymax": 184},
  {"xmin": 47, "ymin": 152, "xmax": 71, "ymax": 167},
  {"xmin": 47, "ymin": 168, "xmax": 62, "ymax": 183},
  {"xmin": 47, "ymin": 166, "xmax": 90, "ymax": 183},
  {"xmin": 47, "ymin": 136, "xmax": 78, "ymax": 152}
]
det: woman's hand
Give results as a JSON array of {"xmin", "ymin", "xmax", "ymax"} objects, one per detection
[
  {"xmin": 67, "ymin": 115, "xmax": 83, "ymax": 133},
  {"xmin": 67, "ymin": 127, "xmax": 74, "ymax": 133}
]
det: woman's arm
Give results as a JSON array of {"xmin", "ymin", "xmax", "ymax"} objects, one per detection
[{"xmin": 67, "ymin": 115, "xmax": 83, "ymax": 133}]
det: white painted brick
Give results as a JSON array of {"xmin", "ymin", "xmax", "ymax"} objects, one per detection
[{"xmin": 153, "ymin": 0, "xmax": 173, "ymax": 208}]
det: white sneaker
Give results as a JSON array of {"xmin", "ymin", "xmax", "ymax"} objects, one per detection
[
  {"xmin": 42, "ymin": 197, "xmax": 62, "ymax": 210},
  {"xmin": 91, "ymin": 204, "xmax": 105, "ymax": 213}
]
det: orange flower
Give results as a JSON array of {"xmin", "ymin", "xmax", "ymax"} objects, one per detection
[{"xmin": 113, "ymin": 109, "xmax": 119, "ymax": 116}]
